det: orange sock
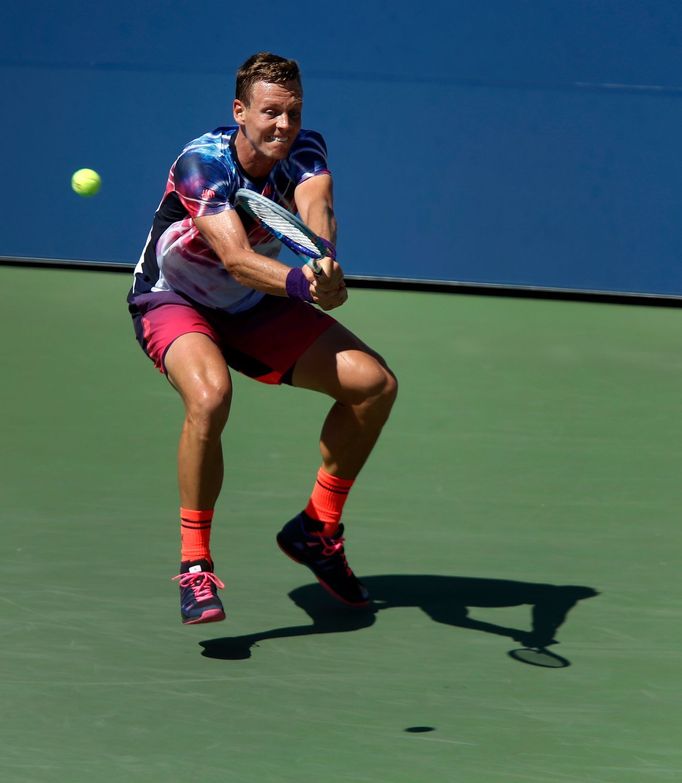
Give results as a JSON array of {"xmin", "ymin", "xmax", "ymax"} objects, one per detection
[
  {"xmin": 180, "ymin": 508, "xmax": 214, "ymax": 563},
  {"xmin": 304, "ymin": 468, "xmax": 355, "ymax": 535}
]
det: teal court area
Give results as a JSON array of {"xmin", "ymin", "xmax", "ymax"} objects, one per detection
[{"xmin": 1, "ymin": 265, "xmax": 680, "ymax": 782}]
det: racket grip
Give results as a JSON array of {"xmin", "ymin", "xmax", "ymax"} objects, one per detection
[{"xmin": 308, "ymin": 258, "xmax": 323, "ymax": 276}]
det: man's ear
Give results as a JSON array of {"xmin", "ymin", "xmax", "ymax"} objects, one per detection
[{"xmin": 233, "ymin": 98, "xmax": 246, "ymax": 126}]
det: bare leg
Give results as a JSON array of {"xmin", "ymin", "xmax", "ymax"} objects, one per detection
[
  {"xmin": 291, "ymin": 323, "xmax": 398, "ymax": 479},
  {"xmin": 164, "ymin": 333, "xmax": 232, "ymax": 509},
  {"xmin": 276, "ymin": 323, "xmax": 395, "ymax": 606}
]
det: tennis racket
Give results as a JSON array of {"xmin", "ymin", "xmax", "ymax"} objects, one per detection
[{"xmin": 234, "ymin": 188, "xmax": 335, "ymax": 275}]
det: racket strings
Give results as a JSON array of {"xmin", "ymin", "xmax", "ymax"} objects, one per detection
[
  {"xmin": 238, "ymin": 194, "xmax": 317, "ymax": 251},
  {"xmin": 248, "ymin": 203, "xmax": 320, "ymax": 255}
]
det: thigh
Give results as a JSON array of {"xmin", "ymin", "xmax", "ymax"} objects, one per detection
[
  {"xmin": 164, "ymin": 332, "xmax": 232, "ymax": 405},
  {"xmin": 207, "ymin": 295, "xmax": 337, "ymax": 385},
  {"xmin": 132, "ymin": 297, "xmax": 219, "ymax": 375},
  {"xmin": 291, "ymin": 322, "xmax": 394, "ymax": 403}
]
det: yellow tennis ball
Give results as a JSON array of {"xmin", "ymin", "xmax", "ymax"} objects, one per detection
[{"xmin": 71, "ymin": 168, "xmax": 101, "ymax": 197}]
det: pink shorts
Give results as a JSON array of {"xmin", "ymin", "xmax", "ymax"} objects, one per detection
[{"xmin": 130, "ymin": 292, "xmax": 336, "ymax": 385}]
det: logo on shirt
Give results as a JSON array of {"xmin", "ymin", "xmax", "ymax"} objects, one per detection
[{"xmin": 201, "ymin": 187, "xmax": 217, "ymax": 201}]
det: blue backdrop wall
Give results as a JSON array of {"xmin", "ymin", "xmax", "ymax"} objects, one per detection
[{"xmin": 2, "ymin": 1, "xmax": 681, "ymax": 295}]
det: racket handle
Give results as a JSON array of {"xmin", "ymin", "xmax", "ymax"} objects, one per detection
[{"xmin": 307, "ymin": 258, "xmax": 323, "ymax": 276}]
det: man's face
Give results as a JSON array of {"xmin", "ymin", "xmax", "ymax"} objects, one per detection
[{"xmin": 233, "ymin": 80, "xmax": 303, "ymax": 164}]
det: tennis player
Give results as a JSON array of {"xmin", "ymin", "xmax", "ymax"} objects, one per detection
[{"xmin": 127, "ymin": 52, "xmax": 397, "ymax": 624}]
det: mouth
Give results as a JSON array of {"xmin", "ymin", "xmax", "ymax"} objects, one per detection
[{"xmin": 266, "ymin": 135, "xmax": 290, "ymax": 144}]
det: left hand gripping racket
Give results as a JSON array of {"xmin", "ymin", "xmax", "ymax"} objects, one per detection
[{"xmin": 234, "ymin": 188, "xmax": 335, "ymax": 275}]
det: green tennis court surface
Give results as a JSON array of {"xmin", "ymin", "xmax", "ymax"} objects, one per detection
[{"xmin": 2, "ymin": 265, "xmax": 680, "ymax": 782}]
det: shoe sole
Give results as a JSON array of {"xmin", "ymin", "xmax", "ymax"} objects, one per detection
[
  {"xmin": 277, "ymin": 539, "xmax": 370, "ymax": 608},
  {"xmin": 181, "ymin": 608, "xmax": 226, "ymax": 625}
]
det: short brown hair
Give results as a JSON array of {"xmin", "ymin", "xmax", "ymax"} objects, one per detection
[{"xmin": 235, "ymin": 52, "xmax": 302, "ymax": 104}]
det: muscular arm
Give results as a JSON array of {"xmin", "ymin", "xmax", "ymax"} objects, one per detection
[
  {"xmin": 193, "ymin": 209, "xmax": 291, "ymax": 295},
  {"xmin": 193, "ymin": 195, "xmax": 346, "ymax": 310},
  {"xmin": 295, "ymin": 175, "xmax": 346, "ymax": 307},
  {"xmin": 295, "ymin": 173, "xmax": 337, "ymax": 248}
]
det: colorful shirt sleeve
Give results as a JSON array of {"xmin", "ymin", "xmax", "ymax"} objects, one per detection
[
  {"xmin": 286, "ymin": 130, "xmax": 331, "ymax": 186},
  {"xmin": 172, "ymin": 148, "xmax": 236, "ymax": 218}
]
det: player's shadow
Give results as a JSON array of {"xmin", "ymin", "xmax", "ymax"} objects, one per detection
[{"xmin": 199, "ymin": 575, "xmax": 597, "ymax": 661}]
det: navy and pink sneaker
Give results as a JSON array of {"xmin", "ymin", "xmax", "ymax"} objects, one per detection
[
  {"xmin": 277, "ymin": 514, "xmax": 370, "ymax": 607},
  {"xmin": 172, "ymin": 559, "xmax": 226, "ymax": 624}
]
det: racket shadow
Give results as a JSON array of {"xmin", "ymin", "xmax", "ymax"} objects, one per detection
[{"xmin": 199, "ymin": 575, "xmax": 597, "ymax": 661}]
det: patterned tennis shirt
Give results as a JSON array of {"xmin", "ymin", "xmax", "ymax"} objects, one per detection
[{"xmin": 129, "ymin": 126, "xmax": 330, "ymax": 312}]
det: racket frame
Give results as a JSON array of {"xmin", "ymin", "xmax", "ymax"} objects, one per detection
[{"xmin": 235, "ymin": 188, "xmax": 333, "ymax": 275}]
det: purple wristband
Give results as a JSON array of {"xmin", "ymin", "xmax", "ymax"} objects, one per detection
[{"xmin": 285, "ymin": 266, "xmax": 313, "ymax": 302}]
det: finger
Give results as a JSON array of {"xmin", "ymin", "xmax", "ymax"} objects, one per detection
[
  {"xmin": 316, "ymin": 287, "xmax": 347, "ymax": 310},
  {"xmin": 313, "ymin": 273, "xmax": 345, "ymax": 291},
  {"xmin": 316, "ymin": 256, "xmax": 334, "ymax": 278},
  {"xmin": 312, "ymin": 288, "xmax": 345, "ymax": 305},
  {"xmin": 320, "ymin": 297, "xmax": 346, "ymax": 311},
  {"xmin": 314, "ymin": 283, "xmax": 340, "ymax": 296}
]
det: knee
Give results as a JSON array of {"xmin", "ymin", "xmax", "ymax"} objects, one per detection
[
  {"xmin": 376, "ymin": 365, "xmax": 398, "ymax": 411},
  {"xmin": 345, "ymin": 354, "xmax": 398, "ymax": 413},
  {"xmin": 364, "ymin": 364, "xmax": 398, "ymax": 424},
  {"xmin": 185, "ymin": 381, "xmax": 232, "ymax": 435}
]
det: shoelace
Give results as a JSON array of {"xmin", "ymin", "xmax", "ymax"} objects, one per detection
[
  {"xmin": 172, "ymin": 571, "xmax": 225, "ymax": 601},
  {"xmin": 308, "ymin": 535, "xmax": 353, "ymax": 576}
]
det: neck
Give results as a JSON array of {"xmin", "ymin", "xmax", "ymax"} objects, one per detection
[{"xmin": 233, "ymin": 129, "xmax": 275, "ymax": 180}]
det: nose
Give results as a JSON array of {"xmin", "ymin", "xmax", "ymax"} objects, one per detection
[{"xmin": 276, "ymin": 113, "xmax": 290, "ymax": 130}]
